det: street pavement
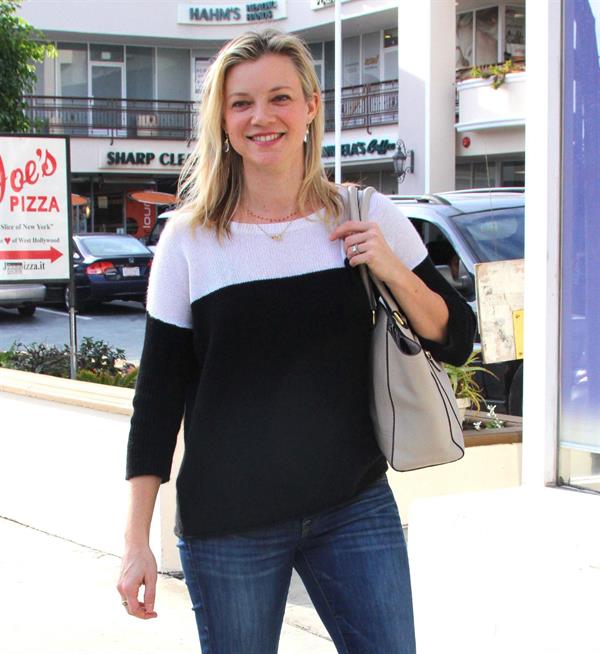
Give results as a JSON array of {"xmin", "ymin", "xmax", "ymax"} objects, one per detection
[{"xmin": 0, "ymin": 517, "xmax": 336, "ymax": 654}]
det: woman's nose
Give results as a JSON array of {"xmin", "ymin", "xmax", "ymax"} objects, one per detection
[{"xmin": 250, "ymin": 101, "xmax": 274, "ymax": 125}]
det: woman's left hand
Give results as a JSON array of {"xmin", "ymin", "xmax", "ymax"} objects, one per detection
[{"xmin": 329, "ymin": 221, "xmax": 405, "ymax": 284}]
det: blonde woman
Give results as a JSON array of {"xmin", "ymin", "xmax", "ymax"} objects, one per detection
[{"xmin": 117, "ymin": 30, "xmax": 475, "ymax": 654}]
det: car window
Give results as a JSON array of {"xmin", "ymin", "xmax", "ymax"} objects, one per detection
[
  {"xmin": 148, "ymin": 219, "xmax": 167, "ymax": 246},
  {"xmin": 453, "ymin": 208, "xmax": 524, "ymax": 262},
  {"xmin": 78, "ymin": 237, "xmax": 150, "ymax": 256}
]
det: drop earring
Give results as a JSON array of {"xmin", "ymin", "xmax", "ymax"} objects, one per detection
[
  {"xmin": 304, "ymin": 124, "xmax": 310, "ymax": 143},
  {"xmin": 223, "ymin": 134, "xmax": 230, "ymax": 153}
]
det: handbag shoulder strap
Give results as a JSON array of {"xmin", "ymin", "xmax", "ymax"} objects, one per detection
[{"xmin": 346, "ymin": 186, "xmax": 407, "ymax": 321}]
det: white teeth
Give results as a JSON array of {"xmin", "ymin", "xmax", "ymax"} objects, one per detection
[{"xmin": 252, "ymin": 134, "xmax": 281, "ymax": 142}]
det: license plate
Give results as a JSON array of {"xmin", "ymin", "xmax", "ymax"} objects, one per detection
[{"xmin": 122, "ymin": 266, "xmax": 140, "ymax": 277}]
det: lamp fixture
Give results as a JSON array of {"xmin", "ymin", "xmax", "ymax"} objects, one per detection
[{"xmin": 392, "ymin": 139, "xmax": 415, "ymax": 183}]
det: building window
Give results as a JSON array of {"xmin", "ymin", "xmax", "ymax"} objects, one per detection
[
  {"xmin": 322, "ymin": 29, "xmax": 398, "ymax": 90},
  {"xmin": 362, "ymin": 32, "xmax": 381, "ymax": 84},
  {"xmin": 57, "ymin": 43, "xmax": 88, "ymax": 97},
  {"xmin": 342, "ymin": 36, "xmax": 360, "ymax": 86},
  {"xmin": 90, "ymin": 44, "xmax": 124, "ymax": 63},
  {"xmin": 505, "ymin": 6, "xmax": 526, "ymax": 59},
  {"xmin": 157, "ymin": 48, "xmax": 190, "ymax": 101},
  {"xmin": 126, "ymin": 46, "xmax": 154, "ymax": 100},
  {"xmin": 456, "ymin": 160, "xmax": 524, "ymax": 189},
  {"xmin": 383, "ymin": 28, "xmax": 398, "ymax": 81},
  {"xmin": 457, "ymin": 5, "xmax": 521, "ymax": 68},
  {"xmin": 383, "ymin": 28, "xmax": 398, "ymax": 49},
  {"xmin": 308, "ymin": 42, "xmax": 324, "ymax": 88},
  {"xmin": 475, "ymin": 7, "xmax": 499, "ymax": 66}
]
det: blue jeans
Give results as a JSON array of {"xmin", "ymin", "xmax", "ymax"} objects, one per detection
[{"xmin": 178, "ymin": 475, "xmax": 415, "ymax": 654}]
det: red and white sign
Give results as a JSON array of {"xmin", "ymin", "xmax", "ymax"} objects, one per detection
[{"xmin": 0, "ymin": 136, "xmax": 71, "ymax": 282}]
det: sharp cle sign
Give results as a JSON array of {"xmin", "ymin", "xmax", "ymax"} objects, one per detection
[
  {"xmin": 178, "ymin": 2, "xmax": 286, "ymax": 24},
  {"xmin": 101, "ymin": 150, "xmax": 191, "ymax": 169},
  {"xmin": 0, "ymin": 136, "xmax": 70, "ymax": 282}
]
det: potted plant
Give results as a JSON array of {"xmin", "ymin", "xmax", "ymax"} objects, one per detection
[{"xmin": 444, "ymin": 351, "xmax": 494, "ymax": 422}]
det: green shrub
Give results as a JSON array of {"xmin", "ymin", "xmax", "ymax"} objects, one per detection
[
  {"xmin": 77, "ymin": 336, "xmax": 126, "ymax": 375},
  {"xmin": 0, "ymin": 338, "xmax": 137, "ymax": 387},
  {"xmin": 76, "ymin": 367, "xmax": 138, "ymax": 388}
]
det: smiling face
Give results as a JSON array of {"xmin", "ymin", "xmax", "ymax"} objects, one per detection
[{"xmin": 223, "ymin": 53, "xmax": 318, "ymax": 176}]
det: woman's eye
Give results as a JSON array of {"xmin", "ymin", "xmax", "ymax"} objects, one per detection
[
  {"xmin": 273, "ymin": 95, "xmax": 291, "ymax": 102},
  {"xmin": 232, "ymin": 100, "xmax": 250, "ymax": 108}
]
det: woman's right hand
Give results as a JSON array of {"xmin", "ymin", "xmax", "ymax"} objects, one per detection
[{"xmin": 116, "ymin": 544, "xmax": 159, "ymax": 619}]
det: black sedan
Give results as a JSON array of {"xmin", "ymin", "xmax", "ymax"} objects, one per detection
[{"xmin": 54, "ymin": 234, "xmax": 153, "ymax": 311}]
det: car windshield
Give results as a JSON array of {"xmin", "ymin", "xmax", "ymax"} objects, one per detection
[
  {"xmin": 79, "ymin": 236, "xmax": 150, "ymax": 257},
  {"xmin": 452, "ymin": 207, "xmax": 524, "ymax": 261}
]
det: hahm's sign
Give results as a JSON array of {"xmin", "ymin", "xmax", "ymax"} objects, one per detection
[
  {"xmin": 0, "ymin": 136, "xmax": 71, "ymax": 283},
  {"xmin": 177, "ymin": 2, "xmax": 286, "ymax": 24}
]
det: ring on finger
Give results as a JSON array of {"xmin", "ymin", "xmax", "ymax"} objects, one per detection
[
  {"xmin": 121, "ymin": 600, "xmax": 128, "ymax": 607},
  {"xmin": 351, "ymin": 244, "xmax": 360, "ymax": 255}
]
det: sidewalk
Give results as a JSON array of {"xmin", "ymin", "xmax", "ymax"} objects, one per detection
[{"xmin": 0, "ymin": 517, "xmax": 336, "ymax": 654}]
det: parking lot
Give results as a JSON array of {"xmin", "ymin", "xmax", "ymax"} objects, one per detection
[{"xmin": 0, "ymin": 301, "xmax": 147, "ymax": 363}]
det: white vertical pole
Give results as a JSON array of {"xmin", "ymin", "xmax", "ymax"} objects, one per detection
[{"xmin": 334, "ymin": 0, "xmax": 342, "ymax": 184}]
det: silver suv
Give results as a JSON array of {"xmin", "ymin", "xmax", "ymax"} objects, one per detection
[
  {"xmin": 0, "ymin": 283, "xmax": 46, "ymax": 317},
  {"xmin": 389, "ymin": 188, "xmax": 525, "ymax": 415}
]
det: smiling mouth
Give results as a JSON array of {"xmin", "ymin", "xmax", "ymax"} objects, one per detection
[{"xmin": 247, "ymin": 133, "xmax": 285, "ymax": 143}]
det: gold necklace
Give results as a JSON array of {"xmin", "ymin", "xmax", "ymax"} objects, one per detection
[{"xmin": 254, "ymin": 220, "xmax": 295, "ymax": 241}]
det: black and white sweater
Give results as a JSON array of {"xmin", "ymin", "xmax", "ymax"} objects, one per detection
[{"xmin": 126, "ymin": 191, "xmax": 476, "ymax": 537}]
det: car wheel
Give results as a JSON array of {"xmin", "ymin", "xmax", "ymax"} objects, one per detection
[
  {"xmin": 17, "ymin": 303, "xmax": 36, "ymax": 317},
  {"xmin": 507, "ymin": 362, "xmax": 523, "ymax": 417}
]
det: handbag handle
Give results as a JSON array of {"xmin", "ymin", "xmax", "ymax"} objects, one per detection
[{"xmin": 346, "ymin": 185, "xmax": 411, "ymax": 327}]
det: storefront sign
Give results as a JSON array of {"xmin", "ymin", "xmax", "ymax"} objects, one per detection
[
  {"xmin": 178, "ymin": 2, "xmax": 286, "ymax": 24},
  {"xmin": 310, "ymin": 0, "xmax": 350, "ymax": 10},
  {"xmin": 321, "ymin": 139, "xmax": 396, "ymax": 159},
  {"xmin": 0, "ymin": 136, "xmax": 71, "ymax": 283},
  {"xmin": 101, "ymin": 150, "xmax": 191, "ymax": 169}
]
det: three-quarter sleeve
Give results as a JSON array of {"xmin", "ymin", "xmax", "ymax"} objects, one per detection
[
  {"xmin": 126, "ymin": 217, "xmax": 197, "ymax": 483},
  {"xmin": 366, "ymin": 191, "xmax": 476, "ymax": 366}
]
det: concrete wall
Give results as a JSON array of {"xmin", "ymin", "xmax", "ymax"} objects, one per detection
[
  {"xmin": 0, "ymin": 368, "xmax": 520, "ymax": 574},
  {"xmin": 18, "ymin": 0, "xmax": 398, "ymax": 43}
]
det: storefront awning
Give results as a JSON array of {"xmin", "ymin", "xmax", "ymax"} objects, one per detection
[
  {"xmin": 128, "ymin": 191, "xmax": 177, "ymax": 206},
  {"xmin": 71, "ymin": 193, "xmax": 89, "ymax": 206}
]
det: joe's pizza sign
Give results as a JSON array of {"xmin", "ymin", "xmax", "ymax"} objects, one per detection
[{"xmin": 0, "ymin": 136, "xmax": 71, "ymax": 282}]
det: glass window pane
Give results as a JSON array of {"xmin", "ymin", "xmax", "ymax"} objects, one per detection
[
  {"xmin": 127, "ymin": 46, "xmax": 154, "ymax": 100},
  {"xmin": 90, "ymin": 44, "xmax": 124, "ymax": 63},
  {"xmin": 501, "ymin": 161, "xmax": 525, "ymax": 187},
  {"xmin": 384, "ymin": 28, "xmax": 398, "ymax": 49},
  {"xmin": 455, "ymin": 163, "xmax": 472, "ymax": 189},
  {"xmin": 456, "ymin": 12, "xmax": 473, "ymax": 68},
  {"xmin": 473, "ymin": 161, "xmax": 496, "ymax": 188},
  {"xmin": 362, "ymin": 32, "xmax": 380, "ymax": 84},
  {"xmin": 157, "ymin": 48, "xmax": 190, "ymax": 100},
  {"xmin": 308, "ymin": 42, "xmax": 323, "ymax": 61},
  {"xmin": 58, "ymin": 43, "xmax": 88, "ymax": 97},
  {"xmin": 342, "ymin": 36, "xmax": 360, "ymax": 86},
  {"xmin": 505, "ymin": 6, "xmax": 526, "ymax": 60},
  {"xmin": 383, "ymin": 49, "xmax": 398, "ymax": 82},
  {"xmin": 324, "ymin": 40, "xmax": 335, "ymax": 90},
  {"xmin": 475, "ymin": 7, "xmax": 499, "ymax": 65}
]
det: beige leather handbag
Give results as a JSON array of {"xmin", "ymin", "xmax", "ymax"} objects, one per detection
[{"xmin": 346, "ymin": 185, "xmax": 465, "ymax": 471}]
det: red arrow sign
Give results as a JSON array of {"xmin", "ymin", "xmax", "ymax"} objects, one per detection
[{"xmin": 0, "ymin": 246, "xmax": 63, "ymax": 263}]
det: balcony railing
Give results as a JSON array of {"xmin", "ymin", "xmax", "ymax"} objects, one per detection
[
  {"xmin": 24, "ymin": 80, "xmax": 399, "ymax": 140},
  {"xmin": 24, "ymin": 96, "xmax": 197, "ymax": 140},
  {"xmin": 323, "ymin": 80, "xmax": 398, "ymax": 131}
]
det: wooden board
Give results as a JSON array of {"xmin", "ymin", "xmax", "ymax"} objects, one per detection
[{"xmin": 475, "ymin": 259, "xmax": 524, "ymax": 363}]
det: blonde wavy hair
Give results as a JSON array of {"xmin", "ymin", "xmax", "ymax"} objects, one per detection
[{"xmin": 177, "ymin": 29, "xmax": 342, "ymax": 237}]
